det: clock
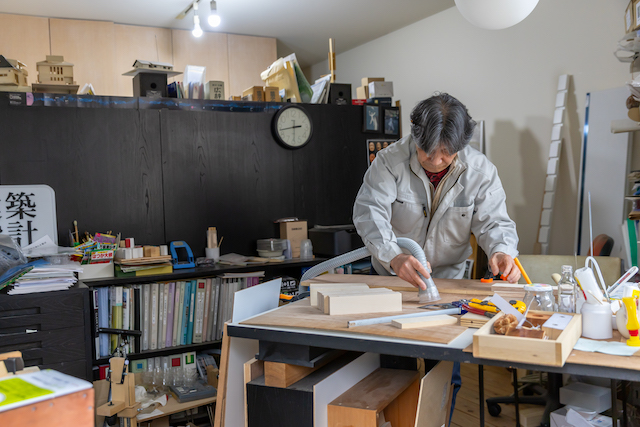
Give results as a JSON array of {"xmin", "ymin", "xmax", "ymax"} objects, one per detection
[{"xmin": 272, "ymin": 105, "xmax": 313, "ymax": 149}]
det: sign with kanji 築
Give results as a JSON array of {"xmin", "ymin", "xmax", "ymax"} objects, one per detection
[{"xmin": 0, "ymin": 185, "xmax": 58, "ymax": 246}]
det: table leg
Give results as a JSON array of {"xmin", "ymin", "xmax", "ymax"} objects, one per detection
[
  {"xmin": 540, "ymin": 373, "xmax": 562, "ymax": 427},
  {"xmin": 478, "ymin": 365, "xmax": 485, "ymax": 427},
  {"xmin": 622, "ymin": 380, "xmax": 628, "ymax": 427},
  {"xmin": 611, "ymin": 379, "xmax": 618, "ymax": 427},
  {"xmin": 513, "ymin": 369, "xmax": 520, "ymax": 427}
]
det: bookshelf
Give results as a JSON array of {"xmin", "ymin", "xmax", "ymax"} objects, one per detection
[{"xmin": 82, "ymin": 259, "xmax": 324, "ymax": 378}]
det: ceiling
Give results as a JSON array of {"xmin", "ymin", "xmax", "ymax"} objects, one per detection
[{"xmin": 0, "ymin": 0, "xmax": 455, "ymax": 68}]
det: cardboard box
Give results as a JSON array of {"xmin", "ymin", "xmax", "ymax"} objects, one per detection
[
  {"xmin": 559, "ymin": 382, "xmax": 611, "ymax": 413},
  {"xmin": 242, "ymin": 86, "xmax": 264, "ymax": 102},
  {"xmin": 279, "ymin": 220, "xmax": 307, "ymax": 258},
  {"xmin": 229, "ymin": 95, "xmax": 242, "ymax": 101},
  {"xmin": 205, "ymin": 80, "xmax": 225, "ymax": 100},
  {"xmin": 625, "ymin": 1, "xmax": 634, "ymax": 33},
  {"xmin": 473, "ymin": 311, "xmax": 582, "ymax": 367},
  {"xmin": 368, "ymin": 81, "xmax": 394, "ymax": 98},
  {"xmin": 361, "ymin": 77, "xmax": 384, "ymax": 87},
  {"xmin": 263, "ymin": 86, "xmax": 280, "ymax": 102}
]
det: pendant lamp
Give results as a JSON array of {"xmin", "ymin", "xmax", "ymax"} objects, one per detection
[{"xmin": 454, "ymin": 0, "xmax": 539, "ymax": 30}]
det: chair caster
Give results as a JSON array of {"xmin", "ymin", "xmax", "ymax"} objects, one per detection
[{"xmin": 487, "ymin": 402, "xmax": 502, "ymax": 417}]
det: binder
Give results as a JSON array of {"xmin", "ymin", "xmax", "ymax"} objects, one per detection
[
  {"xmin": 186, "ymin": 281, "xmax": 196, "ymax": 345},
  {"xmin": 150, "ymin": 282, "xmax": 159, "ymax": 350},
  {"xmin": 98, "ymin": 287, "xmax": 110, "ymax": 358},
  {"xmin": 202, "ymin": 278, "xmax": 211, "ymax": 342},
  {"xmin": 157, "ymin": 284, "xmax": 165, "ymax": 350},
  {"xmin": 181, "ymin": 281, "xmax": 192, "ymax": 346},
  {"xmin": 166, "ymin": 282, "xmax": 175, "ymax": 348},
  {"xmin": 193, "ymin": 279, "xmax": 206, "ymax": 343},
  {"xmin": 173, "ymin": 282, "xmax": 184, "ymax": 347},
  {"xmin": 142, "ymin": 285, "xmax": 150, "ymax": 351}
]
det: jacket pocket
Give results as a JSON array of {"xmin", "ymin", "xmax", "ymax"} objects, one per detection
[
  {"xmin": 391, "ymin": 198, "xmax": 427, "ymax": 238},
  {"xmin": 440, "ymin": 204, "xmax": 474, "ymax": 245}
]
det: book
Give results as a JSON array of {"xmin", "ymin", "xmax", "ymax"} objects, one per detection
[
  {"xmin": 111, "ymin": 286, "xmax": 123, "ymax": 353},
  {"xmin": 142, "ymin": 285, "xmax": 150, "ymax": 351},
  {"xmin": 92, "ymin": 289, "xmax": 100, "ymax": 359},
  {"xmin": 97, "ymin": 287, "xmax": 110, "ymax": 358},
  {"xmin": 150, "ymin": 282, "xmax": 159, "ymax": 350},
  {"xmin": 0, "ymin": 369, "xmax": 92, "ymax": 413},
  {"xmin": 181, "ymin": 281, "xmax": 192, "ymax": 346},
  {"xmin": 193, "ymin": 279, "xmax": 206, "ymax": 343},
  {"xmin": 627, "ymin": 218, "xmax": 638, "ymax": 268},
  {"xmin": 186, "ymin": 281, "xmax": 196, "ymax": 345},
  {"xmin": 122, "ymin": 287, "xmax": 130, "ymax": 331},
  {"xmin": 133, "ymin": 286, "xmax": 141, "ymax": 353},
  {"xmin": 158, "ymin": 283, "xmax": 166, "ymax": 350},
  {"xmin": 202, "ymin": 278, "xmax": 211, "ymax": 342},
  {"xmin": 173, "ymin": 282, "xmax": 183, "ymax": 347},
  {"xmin": 166, "ymin": 282, "xmax": 175, "ymax": 348}
]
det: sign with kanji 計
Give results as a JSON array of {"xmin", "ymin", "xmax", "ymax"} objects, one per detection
[{"xmin": 0, "ymin": 185, "xmax": 58, "ymax": 246}]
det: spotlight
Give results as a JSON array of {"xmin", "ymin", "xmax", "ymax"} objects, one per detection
[
  {"xmin": 192, "ymin": 1, "xmax": 203, "ymax": 37},
  {"xmin": 208, "ymin": 0, "xmax": 221, "ymax": 27}
]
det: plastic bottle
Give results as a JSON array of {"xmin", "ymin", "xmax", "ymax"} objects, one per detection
[{"xmin": 557, "ymin": 265, "xmax": 577, "ymax": 313}]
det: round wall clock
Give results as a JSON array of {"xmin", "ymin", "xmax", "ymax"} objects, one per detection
[{"xmin": 272, "ymin": 105, "xmax": 313, "ymax": 149}]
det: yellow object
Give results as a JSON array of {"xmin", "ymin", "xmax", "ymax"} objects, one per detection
[
  {"xmin": 622, "ymin": 296, "xmax": 640, "ymax": 346},
  {"xmin": 469, "ymin": 298, "xmax": 526, "ymax": 314},
  {"xmin": 514, "ymin": 258, "xmax": 532, "ymax": 284}
]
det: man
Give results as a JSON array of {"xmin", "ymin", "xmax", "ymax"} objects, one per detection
[
  {"xmin": 353, "ymin": 93, "xmax": 520, "ymax": 423},
  {"xmin": 353, "ymin": 93, "xmax": 520, "ymax": 286}
]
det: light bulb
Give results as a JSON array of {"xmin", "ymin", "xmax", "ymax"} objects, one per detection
[
  {"xmin": 192, "ymin": 15, "xmax": 203, "ymax": 37},
  {"xmin": 454, "ymin": 0, "xmax": 539, "ymax": 30},
  {"xmin": 208, "ymin": 13, "xmax": 221, "ymax": 27}
]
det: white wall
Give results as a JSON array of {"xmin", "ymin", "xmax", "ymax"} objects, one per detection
[{"xmin": 310, "ymin": 0, "xmax": 632, "ymax": 256}]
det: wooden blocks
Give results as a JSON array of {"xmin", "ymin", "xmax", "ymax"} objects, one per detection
[
  {"xmin": 327, "ymin": 368, "xmax": 419, "ymax": 427},
  {"xmin": 318, "ymin": 288, "xmax": 395, "ymax": 314},
  {"xmin": 264, "ymin": 361, "xmax": 321, "ymax": 388},
  {"xmin": 309, "ymin": 283, "xmax": 368, "ymax": 306},
  {"xmin": 325, "ymin": 290, "xmax": 402, "ymax": 316},
  {"xmin": 143, "ymin": 245, "xmax": 160, "ymax": 257},
  {"xmin": 459, "ymin": 312, "xmax": 490, "ymax": 328},
  {"xmin": 391, "ymin": 314, "xmax": 458, "ymax": 329}
]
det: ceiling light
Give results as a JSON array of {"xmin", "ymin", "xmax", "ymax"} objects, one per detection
[
  {"xmin": 454, "ymin": 0, "xmax": 539, "ymax": 30},
  {"xmin": 192, "ymin": 1, "xmax": 203, "ymax": 37},
  {"xmin": 208, "ymin": 0, "xmax": 221, "ymax": 27}
]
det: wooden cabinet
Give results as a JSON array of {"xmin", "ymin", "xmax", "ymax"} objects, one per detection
[{"xmin": 0, "ymin": 285, "xmax": 92, "ymax": 380}]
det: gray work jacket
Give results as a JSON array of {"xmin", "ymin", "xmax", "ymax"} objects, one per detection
[{"xmin": 353, "ymin": 135, "xmax": 519, "ymax": 279}]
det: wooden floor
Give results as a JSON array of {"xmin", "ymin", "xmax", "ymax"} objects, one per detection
[{"xmin": 451, "ymin": 363, "xmax": 542, "ymax": 427}]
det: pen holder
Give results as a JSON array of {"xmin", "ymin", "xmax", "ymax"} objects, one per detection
[{"xmin": 205, "ymin": 247, "xmax": 220, "ymax": 262}]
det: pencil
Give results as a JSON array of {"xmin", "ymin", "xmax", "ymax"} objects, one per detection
[{"xmin": 514, "ymin": 257, "xmax": 532, "ymax": 284}]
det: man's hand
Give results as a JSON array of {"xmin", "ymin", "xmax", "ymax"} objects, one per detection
[
  {"xmin": 489, "ymin": 252, "xmax": 520, "ymax": 283},
  {"xmin": 390, "ymin": 254, "xmax": 431, "ymax": 290}
]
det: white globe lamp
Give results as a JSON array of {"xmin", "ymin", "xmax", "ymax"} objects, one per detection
[{"xmin": 454, "ymin": 0, "xmax": 539, "ymax": 30}]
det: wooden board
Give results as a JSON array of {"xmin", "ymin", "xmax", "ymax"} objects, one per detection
[
  {"xmin": 414, "ymin": 361, "xmax": 454, "ymax": 427},
  {"xmin": 213, "ymin": 323, "xmax": 230, "ymax": 427},
  {"xmin": 309, "ymin": 283, "xmax": 368, "ymax": 306},
  {"xmin": 116, "ymin": 255, "xmax": 172, "ymax": 265},
  {"xmin": 392, "ymin": 315, "xmax": 458, "ymax": 329},
  {"xmin": 318, "ymin": 288, "xmax": 393, "ymax": 313},
  {"xmin": 240, "ymin": 298, "xmax": 467, "ymax": 345},
  {"xmin": 328, "ymin": 291, "xmax": 402, "ymax": 316},
  {"xmin": 243, "ymin": 358, "xmax": 263, "ymax": 427},
  {"xmin": 264, "ymin": 361, "xmax": 320, "ymax": 388},
  {"xmin": 0, "ymin": 388, "xmax": 94, "ymax": 427}
]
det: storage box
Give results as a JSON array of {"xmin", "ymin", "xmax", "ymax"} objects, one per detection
[
  {"xmin": 279, "ymin": 220, "xmax": 308, "ymax": 258},
  {"xmin": 559, "ymin": 382, "xmax": 611, "ymax": 413},
  {"xmin": 550, "ymin": 407, "xmax": 618, "ymax": 427},
  {"xmin": 472, "ymin": 311, "xmax": 582, "ymax": 367},
  {"xmin": 242, "ymin": 86, "xmax": 264, "ymax": 102},
  {"xmin": 78, "ymin": 262, "xmax": 114, "ymax": 280},
  {"xmin": 361, "ymin": 77, "xmax": 384, "ymax": 87},
  {"xmin": 368, "ymin": 81, "xmax": 394, "ymax": 98},
  {"xmin": 263, "ymin": 86, "xmax": 280, "ymax": 102},
  {"xmin": 356, "ymin": 85, "xmax": 368, "ymax": 100}
]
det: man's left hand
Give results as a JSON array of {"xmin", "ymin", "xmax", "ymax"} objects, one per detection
[{"xmin": 489, "ymin": 252, "xmax": 520, "ymax": 284}]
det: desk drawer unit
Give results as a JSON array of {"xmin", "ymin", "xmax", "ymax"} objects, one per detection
[{"xmin": 0, "ymin": 287, "xmax": 91, "ymax": 380}]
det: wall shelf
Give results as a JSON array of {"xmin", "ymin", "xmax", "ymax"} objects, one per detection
[{"xmin": 611, "ymin": 118, "xmax": 640, "ymax": 134}]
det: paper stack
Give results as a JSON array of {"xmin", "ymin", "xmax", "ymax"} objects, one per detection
[{"xmin": 7, "ymin": 263, "xmax": 82, "ymax": 295}]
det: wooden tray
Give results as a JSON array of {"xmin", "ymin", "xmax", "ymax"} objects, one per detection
[
  {"xmin": 472, "ymin": 311, "xmax": 582, "ymax": 367},
  {"xmin": 114, "ymin": 255, "xmax": 172, "ymax": 266}
]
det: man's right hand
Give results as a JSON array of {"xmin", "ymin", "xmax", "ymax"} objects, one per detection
[{"xmin": 389, "ymin": 253, "xmax": 431, "ymax": 290}]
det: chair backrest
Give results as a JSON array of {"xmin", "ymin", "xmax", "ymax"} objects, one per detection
[{"xmin": 516, "ymin": 255, "xmax": 622, "ymax": 287}]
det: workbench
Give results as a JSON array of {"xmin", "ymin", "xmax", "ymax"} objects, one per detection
[{"xmin": 226, "ymin": 275, "xmax": 640, "ymax": 427}]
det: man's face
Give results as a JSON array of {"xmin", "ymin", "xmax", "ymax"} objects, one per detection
[{"xmin": 416, "ymin": 145, "xmax": 457, "ymax": 173}]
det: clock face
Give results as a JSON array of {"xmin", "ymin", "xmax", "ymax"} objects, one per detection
[{"xmin": 273, "ymin": 106, "xmax": 313, "ymax": 149}]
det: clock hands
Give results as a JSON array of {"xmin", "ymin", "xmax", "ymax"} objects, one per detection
[{"xmin": 279, "ymin": 123, "xmax": 302, "ymax": 131}]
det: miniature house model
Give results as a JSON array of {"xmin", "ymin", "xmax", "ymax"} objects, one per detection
[
  {"xmin": 0, "ymin": 55, "xmax": 29, "ymax": 90},
  {"xmin": 32, "ymin": 55, "xmax": 79, "ymax": 94}
]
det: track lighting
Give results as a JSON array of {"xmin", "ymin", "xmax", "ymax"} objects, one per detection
[
  {"xmin": 208, "ymin": 0, "xmax": 221, "ymax": 27},
  {"xmin": 192, "ymin": 1, "xmax": 203, "ymax": 37}
]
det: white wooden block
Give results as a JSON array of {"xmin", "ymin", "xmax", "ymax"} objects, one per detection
[
  {"xmin": 391, "ymin": 315, "xmax": 458, "ymax": 329},
  {"xmin": 318, "ymin": 288, "xmax": 392, "ymax": 314},
  {"xmin": 540, "ymin": 209, "xmax": 552, "ymax": 226},
  {"xmin": 555, "ymin": 91, "xmax": 567, "ymax": 108},
  {"xmin": 557, "ymin": 74, "xmax": 569, "ymax": 91},
  {"xmin": 309, "ymin": 283, "xmax": 368, "ymax": 306},
  {"xmin": 545, "ymin": 175, "xmax": 557, "ymax": 192},
  {"xmin": 327, "ymin": 291, "xmax": 402, "ymax": 316},
  {"xmin": 553, "ymin": 107, "xmax": 565, "ymax": 124},
  {"xmin": 547, "ymin": 158, "xmax": 559, "ymax": 175},
  {"xmin": 549, "ymin": 141, "xmax": 561, "ymax": 158},
  {"xmin": 538, "ymin": 226, "xmax": 550, "ymax": 243},
  {"xmin": 543, "ymin": 192, "xmax": 555, "ymax": 209},
  {"xmin": 551, "ymin": 124, "xmax": 563, "ymax": 141}
]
